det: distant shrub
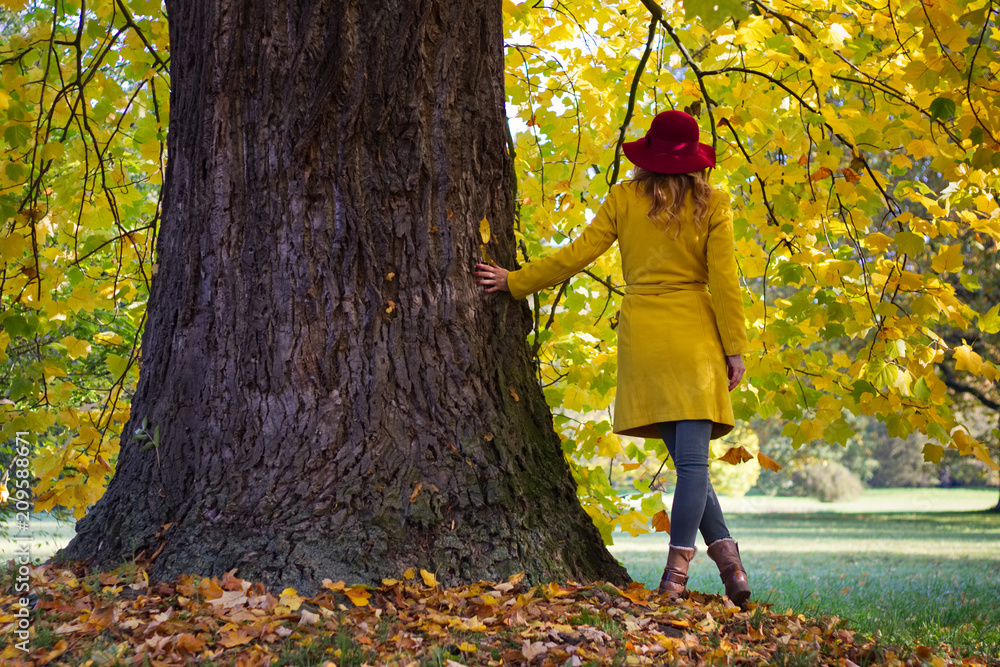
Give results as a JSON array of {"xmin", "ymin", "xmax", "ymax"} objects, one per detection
[
  {"xmin": 868, "ymin": 436, "xmax": 936, "ymax": 488},
  {"xmin": 791, "ymin": 461, "xmax": 864, "ymax": 502},
  {"xmin": 710, "ymin": 454, "xmax": 761, "ymax": 497},
  {"xmin": 748, "ymin": 417, "xmax": 879, "ymax": 496},
  {"xmin": 939, "ymin": 449, "xmax": 1000, "ymax": 488}
]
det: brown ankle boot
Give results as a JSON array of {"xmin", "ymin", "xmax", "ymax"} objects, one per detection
[
  {"xmin": 707, "ymin": 538, "xmax": 751, "ymax": 607},
  {"xmin": 657, "ymin": 545, "xmax": 696, "ymax": 597}
]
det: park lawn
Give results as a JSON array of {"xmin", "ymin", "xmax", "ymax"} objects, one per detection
[
  {"xmin": 0, "ymin": 512, "xmax": 77, "ymax": 561},
  {"xmin": 611, "ymin": 489, "xmax": 1000, "ymax": 660}
]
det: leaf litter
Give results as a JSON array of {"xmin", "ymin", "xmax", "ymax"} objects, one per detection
[{"xmin": 1, "ymin": 560, "xmax": 994, "ymax": 666}]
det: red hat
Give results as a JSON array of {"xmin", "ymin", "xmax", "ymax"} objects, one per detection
[{"xmin": 622, "ymin": 110, "xmax": 716, "ymax": 174}]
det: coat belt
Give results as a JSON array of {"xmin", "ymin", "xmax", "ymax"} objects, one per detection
[{"xmin": 624, "ymin": 283, "xmax": 708, "ymax": 295}]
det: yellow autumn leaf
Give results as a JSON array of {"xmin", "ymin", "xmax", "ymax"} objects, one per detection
[
  {"xmin": 546, "ymin": 581, "xmax": 571, "ymax": 597},
  {"xmin": 615, "ymin": 510, "xmax": 650, "ymax": 537},
  {"xmin": 974, "ymin": 445, "xmax": 998, "ymax": 470},
  {"xmin": 717, "ymin": 446, "xmax": 753, "ymax": 465},
  {"xmin": 40, "ymin": 142, "xmax": 64, "ymax": 160},
  {"xmin": 479, "ymin": 216, "xmax": 491, "ymax": 244},
  {"xmin": 863, "ymin": 232, "xmax": 892, "ymax": 252},
  {"xmin": 344, "ymin": 586, "xmax": 371, "ymax": 607},
  {"xmin": 953, "ymin": 345, "xmax": 983, "ymax": 374},
  {"xmin": 93, "ymin": 331, "xmax": 124, "ymax": 345},
  {"xmin": 278, "ymin": 588, "xmax": 302, "ymax": 611},
  {"xmin": 951, "ymin": 429, "xmax": 979, "ymax": 455},
  {"xmin": 651, "ymin": 509, "xmax": 671, "ymax": 533},
  {"xmin": 757, "ymin": 452, "xmax": 782, "ymax": 472},
  {"xmin": 60, "ymin": 336, "xmax": 92, "ymax": 360},
  {"xmin": 219, "ymin": 629, "xmax": 254, "ymax": 647},
  {"xmin": 419, "ymin": 569, "xmax": 439, "ymax": 587},
  {"xmin": 321, "ymin": 579, "xmax": 346, "ymax": 592},
  {"xmin": 931, "ymin": 244, "xmax": 964, "ymax": 273}
]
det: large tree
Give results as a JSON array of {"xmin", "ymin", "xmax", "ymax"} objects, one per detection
[{"xmin": 55, "ymin": 0, "xmax": 628, "ymax": 592}]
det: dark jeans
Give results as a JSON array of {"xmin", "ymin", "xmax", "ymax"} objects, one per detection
[{"xmin": 655, "ymin": 420, "xmax": 731, "ymax": 549}]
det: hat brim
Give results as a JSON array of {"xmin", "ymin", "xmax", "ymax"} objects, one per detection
[{"xmin": 622, "ymin": 140, "xmax": 716, "ymax": 174}]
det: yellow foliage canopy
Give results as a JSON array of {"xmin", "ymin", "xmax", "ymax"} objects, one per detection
[{"xmin": 504, "ymin": 0, "xmax": 999, "ymax": 539}]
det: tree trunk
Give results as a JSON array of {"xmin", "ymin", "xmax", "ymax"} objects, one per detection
[{"xmin": 56, "ymin": 0, "xmax": 628, "ymax": 594}]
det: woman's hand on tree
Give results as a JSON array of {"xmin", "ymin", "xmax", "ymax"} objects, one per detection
[
  {"xmin": 475, "ymin": 262, "xmax": 510, "ymax": 293},
  {"xmin": 726, "ymin": 354, "xmax": 745, "ymax": 391}
]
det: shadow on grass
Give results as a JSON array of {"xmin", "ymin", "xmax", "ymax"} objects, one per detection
[{"xmin": 707, "ymin": 511, "xmax": 1000, "ymax": 545}]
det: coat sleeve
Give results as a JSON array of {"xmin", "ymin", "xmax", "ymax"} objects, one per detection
[
  {"xmin": 507, "ymin": 187, "xmax": 619, "ymax": 300},
  {"xmin": 706, "ymin": 191, "xmax": 749, "ymax": 356}
]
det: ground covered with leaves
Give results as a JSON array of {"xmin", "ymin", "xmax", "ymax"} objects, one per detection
[{"xmin": 1, "ymin": 560, "xmax": 996, "ymax": 666}]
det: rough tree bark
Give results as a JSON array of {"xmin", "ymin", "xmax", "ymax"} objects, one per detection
[{"xmin": 57, "ymin": 0, "xmax": 629, "ymax": 593}]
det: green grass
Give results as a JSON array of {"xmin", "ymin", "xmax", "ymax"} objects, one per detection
[
  {"xmin": 709, "ymin": 487, "xmax": 999, "ymax": 514},
  {"xmin": 1, "ymin": 512, "xmax": 77, "ymax": 561},
  {"xmin": 611, "ymin": 489, "xmax": 1000, "ymax": 659}
]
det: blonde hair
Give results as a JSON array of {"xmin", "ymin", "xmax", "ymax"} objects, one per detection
[{"xmin": 630, "ymin": 167, "xmax": 713, "ymax": 237}]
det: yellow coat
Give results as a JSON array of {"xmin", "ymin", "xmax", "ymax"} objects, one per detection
[{"xmin": 507, "ymin": 181, "xmax": 748, "ymax": 440}]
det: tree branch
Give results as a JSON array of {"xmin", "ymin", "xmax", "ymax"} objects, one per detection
[
  {"xmin": 939, "ymin": 364, "xmax": 1000, "ymax": 411},
  {"xmin": 115, "ymin": 0, "xmax": 170, "ymax": 73},
  {"xmin": 965, "ymin": 0, "xmax": 1000, "ymax": 145},
  {"xmin": 608, "ymin": 15, "xmax": 658, "ymax": 187},
  {"xmin": 583, "ymin": 269, "xmax": 625, "ymax": 296},
  {"xmin": 637, "ymin": 0, "xmax": 717, "ymax": 151}
]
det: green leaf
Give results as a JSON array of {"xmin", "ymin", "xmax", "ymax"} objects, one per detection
[
  {"xmin": 824, "ymin": 418, "xmax": 855, "ymax": 446},
  {"xmin": 893, "ymin": 231, "xmax": 924, "ymax": 256},
  {"xmin": 979, "ymin": 304, "xmax": 1000, "ymax": 334},
  {"xmin": 850, "ymin": 379, "xmax": 877, "ymax": 402},
  {"xmin": 107, "ymin": 354, "xmax": 129, "ymax": 378},
  {"xmin": 912, "ymin": 377, "xmax": 931, "ymax": 400},
  {"xmin": 959, "ymin": 272, "xmax": 980, "ymax": 290},
  {"xmin": 684, "ymin": 0, "xmax": 750, "ymax": 31},
  {"xmin": 2, "ymin": 313, "xmax": 32, "ymax": 338},
  {"xmin": 922, "ymin": 442, "xmax": 945, "ymax": 465},
  {"xmin": 3, "ymin": 124, "xmax": 31, "ymax": 148},
  {"xmin": 969, "ymin": 125, "xmax": 984, "ymax": 146},
  {"xmin": 640, "ymin": 493, "xmax": 666, "ymax": 516},
  {"xmin": 918, "ymin": 68, "xmax": 939, "ymax": 90},
  {"xmin": 8, "ymin": 375, "xmax": 33, "ymax": 401},
  {"xmin": 5, "ymin": 162, "xmax": 24, "ymax": 182},
  {"xmin": 928, "ymin": 96, "xmax": 956, "ymax": 121}
]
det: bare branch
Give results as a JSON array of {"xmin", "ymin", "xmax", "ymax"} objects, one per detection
[{"xmin": 608, "ymin": 16, "xmax": 658, "ymax": 187}]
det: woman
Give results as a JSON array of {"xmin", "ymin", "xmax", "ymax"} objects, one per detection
[{"xmin": 475, "ymin": 110, "xmax": 752, "ymax": 606}]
